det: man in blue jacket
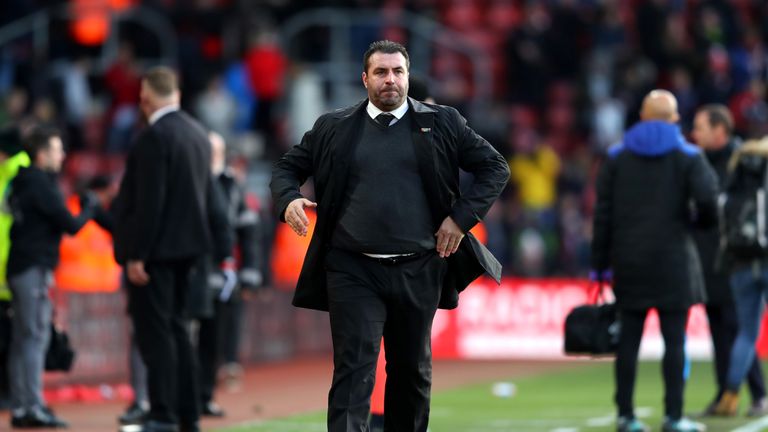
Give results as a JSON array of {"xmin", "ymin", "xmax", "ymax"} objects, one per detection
[{"xmin": 592, "ymin": 90, "xmax": 718, "ymax": 432}]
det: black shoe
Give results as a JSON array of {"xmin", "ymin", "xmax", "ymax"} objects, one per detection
[
  {"xmin": 180, "ymin": 422, "xmax": 201, "ymax": 432},
  {"xmin": 201, "ymin": 401, "xmax": 225, "ymax": 417},
  {"xmin": 11, "ymin": 407, "xmax": 68, "ymax": 428},
  {"xmin": 119, "ymin": 402, "xmax": 149, "ymax": 425},
  {"xmin": 369, "ymin": 413, "xmax": 385, "ymax": 432},
  {"xmin": 142, "ymin": 420, "xmax": 178, "ymax": 432}
]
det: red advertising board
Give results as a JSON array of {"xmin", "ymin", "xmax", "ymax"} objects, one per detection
[{"xmin": 431, "ymin": 278, "xmax": 719, "ymax": 360}]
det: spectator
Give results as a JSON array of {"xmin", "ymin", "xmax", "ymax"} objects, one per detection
[
  {"xmin": 104, "ymin": 43, "xmax": 141, "ymax": 153},
  {"xmin": 244, "ymin": 28, "xmax": 287, "ymax": 153},
  {"xmin": 592, "ymin": 90, "xmax": 718, "ymax": 432}
]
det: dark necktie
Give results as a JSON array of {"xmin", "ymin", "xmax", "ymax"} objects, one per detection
[{"xmin": 375, "ymin": 113, "xmax": 394, "ymax": 127}]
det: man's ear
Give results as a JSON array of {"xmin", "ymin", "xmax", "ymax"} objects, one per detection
[{"xmin": 362, "ymin": 71, "xmax": 368, "ymax": 89}]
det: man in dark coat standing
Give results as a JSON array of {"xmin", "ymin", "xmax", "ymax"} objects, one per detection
[
  {"xmin": 271, "ymin": 40, "xmax": 509, "ymax": 432},
  {"xmin": 691, "ymin": 104, "xmax": 767, "ymax": 416},
  {"xmin": 592, "ymin": 90, "xmax": 718, "ymax": 432},
  {"xmin": 112, "ymin": 67, "xmax": 220, "ymax": 432},
  {"xmin": 6, "ymin": 127, "xmax": 94, "ymax": 428}
]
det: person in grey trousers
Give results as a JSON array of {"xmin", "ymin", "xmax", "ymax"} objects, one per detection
[{"xmin": 5, "ymin": 127, "xmax": 95, "ymax": 429}]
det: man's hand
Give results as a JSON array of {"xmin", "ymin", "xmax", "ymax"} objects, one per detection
[
  {"xmin": 127, "ymin": 260, "xmax": 150, "ymax": 286},
  {"xmin": 285, "ymin": 198, "xmax": 317, "ymax": 236},
  {"xmin": 435, "ymin": 216, "xmax": 464, "ymax": 258}
]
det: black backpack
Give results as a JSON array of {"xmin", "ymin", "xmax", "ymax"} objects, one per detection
[{"xmin": 719, "ymin": 155, "xmax": 768, "ymax": 260}]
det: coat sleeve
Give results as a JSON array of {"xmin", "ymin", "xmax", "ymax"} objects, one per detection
[
  {"xmin": 131, "ymin": 130, "xmax": 167, "ymax": 261},
  {"xmin": 35, "ymin": 183, "xmax": 94, "ymax": 235},
  {"xmin": 591, "ymin": 158, "xmax": 613, "ymax": 271},
  {"xmin": 687, "ymin": 152, "xmax": 719, "ymax": 228},
  {"xmin": 270, "ymin": 116, "xmax": 323, "ymax": 222},
  {"xmin": 448, "ymin": 108, "xmax": 510, "ymax": 233},
  {"xmin": 207, "ymin": 176, "xmax": 234, "ymax": 263}
]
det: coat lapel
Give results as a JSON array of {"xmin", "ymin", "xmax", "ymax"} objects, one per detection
[
  {"xmin": 409, "ymin": 98, "xmax": 446, "ymax": 227},
  {"xmin": 318, "ymin": 100, "xmax": 367, "ymax": 234}
]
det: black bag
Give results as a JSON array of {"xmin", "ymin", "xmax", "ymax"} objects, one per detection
[
  {"xmin": 719, "ymin": 157, "xmax": 768, "ymax": 260},
  {"xmin": 564, "ymin": 284, "xmax": 620, "ymax": 356},
  {"xmin": 45, "ymin": 324, "xmax": 75, "ymax": 372}
]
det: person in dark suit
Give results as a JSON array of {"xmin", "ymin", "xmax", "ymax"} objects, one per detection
[
  {"xmin": 592, "ymin": 90, "xmax": 718, "ymax": 432},
  {"xmin": 270, "ymin": 40, "xmax": 509, "ymax": 432},
  {"xmin": 112, "ymin": 67, "xmax": 225, "ymax": 432},
  {"xmin": 195, "ymin": 131, "xmax": 264, "ymax": 418},
  {"xmin": 691, "ymin": 104, "xmax": 767, "ymax": 417}
]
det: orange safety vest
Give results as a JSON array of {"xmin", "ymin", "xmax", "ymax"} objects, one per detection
[
  {"xmin": 270, "ymin": 208, "xmax": 317, "ymax": 289},
  {"xmin": 54, "ymin": 196, "xmax": 121, "ymax": 292}
]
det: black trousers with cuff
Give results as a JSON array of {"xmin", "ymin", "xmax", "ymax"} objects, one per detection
[{"xmin": 325, "ymin": 248, "xmax": 445, "ymax": 432}]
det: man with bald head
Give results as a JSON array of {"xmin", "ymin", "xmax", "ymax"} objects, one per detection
[
  {"xmin": 592, "ymin": 90, "xmax": 718, "ymax": 432},
  {"xmin": 639, "ymin": 89, "xmax": 681, "ymax": 123}
]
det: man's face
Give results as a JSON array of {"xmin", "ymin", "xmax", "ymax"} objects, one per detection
[
  {"xmin": 692, "ymin": 111, "xmax": 718, "ymax": 150},
  {"xmin": 362, "ymin": 52, "xmax": 409, "ymax": 111},
  {"xmin": 39, "ymin": 136, "xmax": 65, "ymax": 172}
]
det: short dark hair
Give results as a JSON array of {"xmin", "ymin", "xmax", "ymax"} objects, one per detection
[
  {"xmin": 23, "ymin": 126, "xmax": 60, "ymax": 161},
  {"xmin": 363, "ymin": 40, "xmax": 410, "ymax": 73},
  {"xmin": 143, "ymin": 66, "xmax": 179, "ymax": 97},
  {"xmin": 699, "ymin": 104, "xmax": 734, "ymax": 136}
]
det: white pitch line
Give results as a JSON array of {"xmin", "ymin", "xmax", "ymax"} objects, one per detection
[
  {"xmin": 585, "ymin": 407, "xmax": 653, "ymax": 428},
  {"xmin": 732, "ymin": 415, "xmax": 768, "ymax": 432},
  {"xmin": 586, "ymin": 415, "xmax": 614, "ymax": 427}
]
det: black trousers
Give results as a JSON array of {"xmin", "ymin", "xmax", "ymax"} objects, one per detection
[
  {"xmin": 128, "ymin": 259, "xmax": 200, "ymax": 425},
  {"xmin": 197, "ymin": 295, "xmax": 244, "ymax": 404},
  {"xmin": 706, "ymin": 303, "xmax": 766, "ymax": 402},
  {"xmin": 325, "ymin": 249, "xmax": 445, "ymax": 432},
  {"xmin": 615, "ymin": 308, "xmax": 688, "ymax": 420}
]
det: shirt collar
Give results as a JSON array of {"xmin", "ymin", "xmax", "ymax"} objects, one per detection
[
  {"xmin": 366, "ymin": 100, "xmax": 409, "ymax": 124},
  {"xmin": 148, "ymin": 105, "xmax": 180, "ymax": 125}
]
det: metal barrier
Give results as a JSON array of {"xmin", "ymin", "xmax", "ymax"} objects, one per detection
[
  {"xmin": 0, "ymin": 5, "xmax": 177, "ymax": 73},
  {"xmin": 277, "ymin": 8, "xmax": 493, "ymax": 116}
]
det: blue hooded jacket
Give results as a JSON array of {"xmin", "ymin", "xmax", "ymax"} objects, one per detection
[{"xmin": 609, "ymin": 120, "xmax": 699, "ymax": 158}]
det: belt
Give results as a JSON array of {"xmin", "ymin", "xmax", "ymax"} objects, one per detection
[{"xmin": 360, "ymin": 250, "xmax": 431, "ymax": 265}]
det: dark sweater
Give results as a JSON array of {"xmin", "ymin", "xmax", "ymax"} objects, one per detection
[
  {"xmin": 7, "ymin": 166, "xmax": 94, "ymax": 276},
  {"xmin": 332, "ymin": 112, "xmax": 435, "ymax": 253}
]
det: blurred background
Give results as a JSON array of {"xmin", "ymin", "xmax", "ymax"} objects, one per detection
[{"xmin": 1, "ymin": 0, "xmax": 768, "ymax": 405}]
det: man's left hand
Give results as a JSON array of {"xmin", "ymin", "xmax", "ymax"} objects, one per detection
[{"xmin": 435, "ymin": 216, "xmax": 464, "ymax": 258}]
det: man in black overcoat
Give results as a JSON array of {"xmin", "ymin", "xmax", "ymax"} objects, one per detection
[{"xmin": 271, "ymin": 40, "xmax": 509, "ymax": 432}]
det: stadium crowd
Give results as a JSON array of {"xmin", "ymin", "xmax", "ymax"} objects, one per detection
[{"xmin": 2, "ymin": 0, "xmax": 768, "ymax": 278}]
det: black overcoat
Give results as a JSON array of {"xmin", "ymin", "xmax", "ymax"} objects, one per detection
[{"xmin": 270, "ymin": 98, "xmax": 510, "ymax": 311}]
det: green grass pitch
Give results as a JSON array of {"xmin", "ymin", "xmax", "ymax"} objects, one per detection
[{"xmin": 216, "ymin": 361, "xmax": 768, "ymax": 432}]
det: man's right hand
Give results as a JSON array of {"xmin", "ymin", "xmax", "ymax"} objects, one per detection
[
  {"xmin": 285, "ymin": 198, "xmax": 317, "ymax": 236},
  {"xmin": 127, "ymin": 260, "xmax": 150, "ymax": 286}
]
